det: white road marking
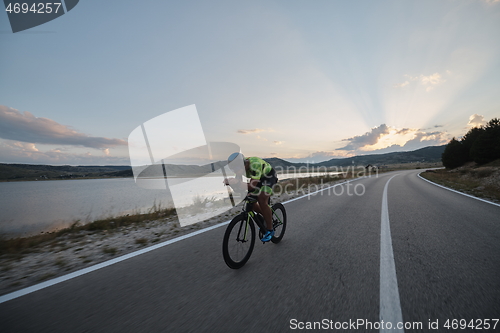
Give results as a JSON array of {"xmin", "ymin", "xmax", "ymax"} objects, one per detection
[
  {"xmin": 418, "ymin": 172, "xmax": 500, "ymax": 207},
  {"xmin": 380, "ymin": 174, "xmax": 404, "ymax": 333},
  {"xmin": 0, "ymin": 177, "xmax": 366, "ymax": 304},
  {"xmin": 0, "ymin": 223, "xmax": 228, "ymax": 304}
]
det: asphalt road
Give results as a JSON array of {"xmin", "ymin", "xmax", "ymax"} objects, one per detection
[{"xmin": 1, "ymin": 170, "xmax": 499, "ymax": 332}]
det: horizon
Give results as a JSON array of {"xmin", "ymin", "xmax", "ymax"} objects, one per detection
[
  {"xmin": 0, "ymin": 143, "xmax": 446, "ymax": 167},
  {"xmin": 1, "ymin": 1, "xmax": 499, "ymax": 165}
]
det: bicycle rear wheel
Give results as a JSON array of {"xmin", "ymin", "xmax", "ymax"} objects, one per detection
[
  {"xmin": 222, "ymin": 214, "xmax": 255, "ymax": 269},
  {"xmin": 271, "ymin": 203, "xmax": 287, "ymax": 243}
]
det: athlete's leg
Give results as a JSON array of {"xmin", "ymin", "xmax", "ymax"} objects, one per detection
[
  {"xmin": 257, "ymin": 191, "xmax": 273, "ymax": 231},
  {"xmin": 250, "ymin": 171, "xmax": 276, "ymax": 232}
]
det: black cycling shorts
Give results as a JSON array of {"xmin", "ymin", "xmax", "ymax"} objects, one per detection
[{"xmin": 252, "ymin": 168, "xmax": 278, "ymax": 195}]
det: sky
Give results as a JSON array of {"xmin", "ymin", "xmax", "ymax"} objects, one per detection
[{"xmin": 0, "ymin": 0, "xmax": 499, "ymax": 165}]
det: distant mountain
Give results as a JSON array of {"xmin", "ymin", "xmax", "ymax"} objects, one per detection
[
  {"xmin": 0, "ymin": 164, "xmax": 131, "ymax": 181},
  {"xmin": 262, "ymin": 158, "xmax": 308, "ymax": 168},
  {"xmin": 0, "ymin": 162, "xmax": 222, "ymax": 181},
  {"xmin": 265, "ymin": 145, "xmax": 446, "ymax": 169},
  {"xmin": 0, "ymin": 145, "xmax": 445, "ymax": 181}
]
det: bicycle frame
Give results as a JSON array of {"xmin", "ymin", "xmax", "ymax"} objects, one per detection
[
  {"xmin": 234, "ymin": 212, "xmax": 257, "ymax": 243},
  {"xmin": 236, "ymin": 197, "xmax": 283, "ymax": 242}
]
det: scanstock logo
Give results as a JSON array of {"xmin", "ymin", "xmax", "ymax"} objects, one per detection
[
  {"xmin": 3, "ymin": 0, "xmax": 79, "ymax": 33},
  {"xmin": 128, "ymin": 105, "xmax": 246, "ymax": 227}
]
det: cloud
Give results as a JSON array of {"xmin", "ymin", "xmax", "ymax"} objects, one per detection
[
  {"xmin": 393, "ymin": 81, "xmax": 409, "ymax": 88},
  {"xmin": 467, "ymin": 114, "xmax": 487, "ymax": 128},
  {"xmin": 420, "ymin": 73, "xmax": 443, "ymax": 86},
  {"xmin": 337, "ymin": 124, "xmax": 448, "ymax": 155},
  {"xmin": 393, "ymin": 74, "xmax": 419, "ymax": 88},
  {"xmin": 393, "ymin": 72, "xmax": 446, "ymax": 92},
  {"xmin": 399, "ymin": 131, "xmax": 448, "ymax": 150},
  {"xmin": 421, "ymin": 73, "xmax": 445, "ymax": 92},
  {"xmin": 256, "ymin": 135, "xmax": 268, "ymax": 141},
  {"xmin": 419, "ymin": 125, "xmax": 444, "ymax": 131},
  {"xmin": 0, "ymin": 139, "xmax": 128, "ymax": 165},
  {"xmin": 356, "ymin": 131, "xmax": 448, "ymax": 155},
  {"xmin": 237, "ymin": 128, "xmax": 265, "ymax": 134},
  {"xmin": 337, "ymin": 124, "xmax": 390, "ymax": 150},
  {"xmin": 281, "ymin": 125, "xmax": 448, "ymax": 163},
  {"xmin": 396, "ymin": 128, "xmax": 412, "ymax": 135},
  {"xmin": 0, "ymin": 105, "xmax": 126, "ymax": 149},
  {"xmin": 8, "ymin": 141, "xmax": 39, "ymax": 152},
  {"xmin": 273, "ymin": 141, "xmax": 284, "ymax": 145},
  {"xmin": 406, "ymin": 75, "xmax": 420, "ymax": 81}
]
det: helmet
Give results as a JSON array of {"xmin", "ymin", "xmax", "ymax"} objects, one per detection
[
  {"xmin": 228, "ymin": 152, "xmax": 245, "ymax": 171},
  {"xmin": 228, "ymin": 152, "xmax": 244, "ymax": 163}
]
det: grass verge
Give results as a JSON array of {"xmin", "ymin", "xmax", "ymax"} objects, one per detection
[
  {"xmin": 420, "ymin": 164, "xmax": 500, "ymax": 203},
  {"xmin": 0, "ymin": 205, "xmax": 176, "ymax": 256}
]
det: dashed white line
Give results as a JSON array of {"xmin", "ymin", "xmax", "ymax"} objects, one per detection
[{"xmin": 380, "ymin": 174, "xmax": 404, "ymax": 333}]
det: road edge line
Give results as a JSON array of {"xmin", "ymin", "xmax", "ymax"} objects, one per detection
[
  {"xmin": 417, "ymin": 172, "xmax": 500, "ymax": 208},
  {"xmin": 0, "ymin": 222, "xmax": 230, "ymax": 304}
]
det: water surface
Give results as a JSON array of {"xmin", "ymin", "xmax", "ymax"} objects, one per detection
[{"xmin": 0, "ymin": 171, "xmax": 338, "ymax": 237}]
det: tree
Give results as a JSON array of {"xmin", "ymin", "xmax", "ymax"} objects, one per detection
[
  {"xmin": 442, "ymin": 138, "xmax": 467, "ymax": 169},
  {"xmin": 460, "ymin": 126, "xmax": 484, "ymax": 161},
  {"xmin": 470, "ymin": 118, "xmax": 500, "ymax": 164}
]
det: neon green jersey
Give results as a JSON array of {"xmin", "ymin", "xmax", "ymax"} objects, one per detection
[{"xmin": 245, "ymin": 157, "xmax": 273, "ymax": 180}]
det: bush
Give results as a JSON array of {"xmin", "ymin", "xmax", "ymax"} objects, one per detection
[{"xmin": 472, "ymin": 169, "xmax": 494, "ymax": 178}]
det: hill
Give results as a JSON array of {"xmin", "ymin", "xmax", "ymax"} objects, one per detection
[
  {"xmin": 0, "ymin": 145, "xmax": 445, "ymax": 181},
  {"xmin": 265, "ymin": 145, "xmax": 446, "ymax": 169},
  {"xmin": 0, "ymin": 164, "xmax": 131, "ymax": 181}
]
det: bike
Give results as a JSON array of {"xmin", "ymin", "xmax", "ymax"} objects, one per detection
[{"xmin": 222, "ymin": 195, "xmax": 287, "ymax": 269}]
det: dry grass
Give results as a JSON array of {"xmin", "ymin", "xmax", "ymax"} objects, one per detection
[
  {"xmin": 102, "ymin": 247, "xmax": 118, "ymax": 255},
  {"xmin": 134, "ymin": 238, "xmax": 148, "ymax": 245},
  {"xmin": 421, "ymin": 163, "xmax": 500, "ymax": 202},
  {"xmin": 0, "ymin": 206, "xmax": 176, "ymax": 256}
]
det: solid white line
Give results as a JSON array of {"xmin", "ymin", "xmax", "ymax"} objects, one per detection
[
  {"xmin": 380, "ymin": 174, "xmax": 404, "ymax": 333},
  {"xmin": 0, "ymin": 176, "xmax": 368, "ymax": 304},
  {"xmin": 0, "ymin": 222, "xmax": 230, "ymax": 304},
  {"xmin": 417, "ymin": 172, "xmax": 500, "ymax": 208}
]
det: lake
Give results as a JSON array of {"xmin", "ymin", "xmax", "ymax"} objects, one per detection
[{"xmin": 0, "ymin": 171, "xmax": 338, "ymax": 237}]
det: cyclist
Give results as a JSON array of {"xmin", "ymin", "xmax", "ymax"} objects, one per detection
[{"xmin": 224, "ymin": 153, "xmax": 278, "ymax": 242}]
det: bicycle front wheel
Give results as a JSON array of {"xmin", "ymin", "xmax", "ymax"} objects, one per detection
[
  {"xmin": 271, "ymin": 203, "xmax": 287, "ymax": 243},
  {"xmin": 222, "ymin": 214, "xmax": 255, "ymax": 269}
]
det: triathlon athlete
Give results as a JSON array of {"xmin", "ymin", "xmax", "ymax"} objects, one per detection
[{"xmin": 224, "ymin": 153, "xmax": 278, "ymax": 242}]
